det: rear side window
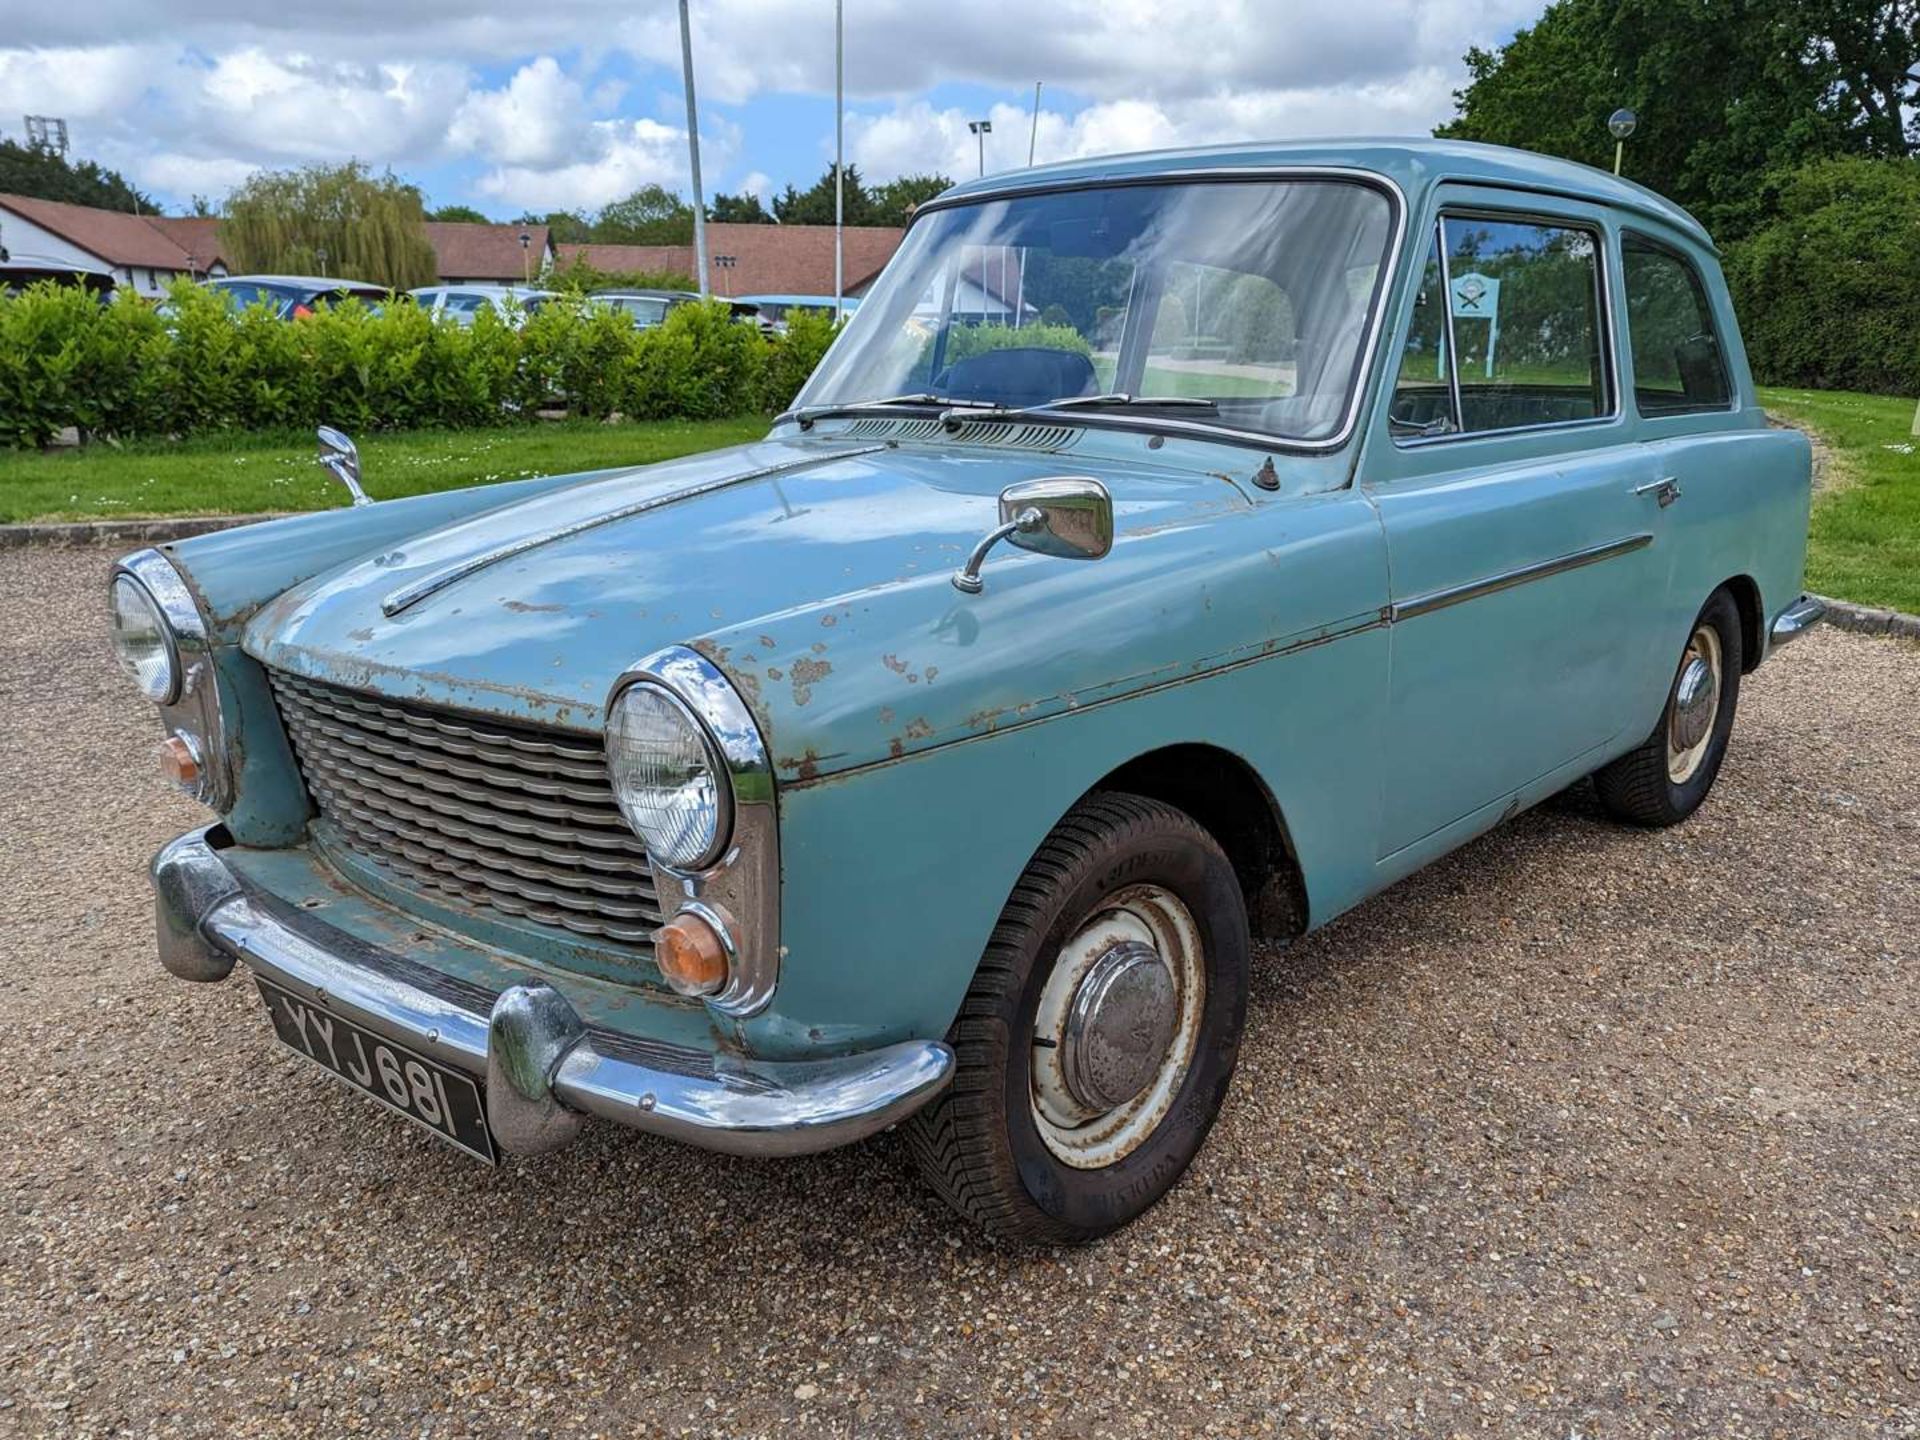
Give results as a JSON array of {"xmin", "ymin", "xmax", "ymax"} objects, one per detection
[
  {"xmin": 1391, "ymin": 215, "xmax": 1611, "ymax": 438},
  {"xmin": 1622, "ymin": 236, "xmax": 1733, "ymax": 415}
]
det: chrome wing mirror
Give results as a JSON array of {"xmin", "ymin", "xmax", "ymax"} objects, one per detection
[
  {"xmin": 953, "ymin": 477, "xmax": 1113, "ymax": 594},
  {"xmin": 316, "ymin": 425, "xmax": 371, "ymax": 507}
]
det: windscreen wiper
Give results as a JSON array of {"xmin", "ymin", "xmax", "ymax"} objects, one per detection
[
  {"xmin": 940, "ymin": 393, "xmax": 1221, "ymax": 426},
  {"xmin": 1046, "ymin": 392, "xmax": 1220, "ymax": 412},
  {"xmin": 784, "ymin": 394, "xmax": 987, "ymax": 430}
]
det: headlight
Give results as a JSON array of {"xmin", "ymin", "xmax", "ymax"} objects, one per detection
[
  {"xmin": 606, "ymin": 681, "xmax": 732, "ymax": 871},
  {"xmin": 109, "ymin": 549, "xmax": 232, "ymax": 812},
  {"xmin": 109, "ymin": 574, "xmax": 179, "ymax": 703}
]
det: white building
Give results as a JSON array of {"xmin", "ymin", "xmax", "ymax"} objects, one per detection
[{"xmin": 0, "ymin": 193, "xmax": 226, "ymax": 298}]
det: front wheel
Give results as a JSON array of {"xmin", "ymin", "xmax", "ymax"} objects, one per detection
[
  {"xmin": 906, "ymin": 793, "xmax": 1249, "ymax": 1245},
  {"xmin": 1594, "ymin": 588, "xmax": 1744, "ymax": 827}
]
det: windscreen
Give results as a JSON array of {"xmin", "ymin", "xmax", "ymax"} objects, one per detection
[{"xmin": 795, "ymin": 178, "xmax": 1397, "ymax": 442}]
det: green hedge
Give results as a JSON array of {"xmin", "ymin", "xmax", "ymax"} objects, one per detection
[
  {"xmin": 1723, "ymin": 158, "xmax": 1920, "ymax": 398},
  {"xmin": 0, "ymin": 282, "xmax": 840, "ymax": 448}
]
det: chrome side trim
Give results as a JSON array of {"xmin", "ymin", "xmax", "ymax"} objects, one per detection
[
  {"xmin": 380, "ymin": 443, "xmax": 889, "ymax": 617},
  {"xmin": 608, "ymin": 645, "xmax": 781, "ymax": 1018},
  {"xmin": 1391, "ymin": 533, "xmax": 1653, "ymax": 622},
  {"xmin": 848, "ymin": 167, "xmax": 1409, "ymax": 459},
  {"xmin": 113, "ymin": 548, "xmax": 233, "ymax": 810},
  {"xmin": 1769, "ymin": 595, "xmax": 1825, "ymax": 649},
  {"xmin": 152, "ymin": 827, "xmax": 954, "ymax": 1158}
]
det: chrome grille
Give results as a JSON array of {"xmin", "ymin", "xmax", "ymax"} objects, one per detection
[{"xmin": 268, "ymin": 671, "xmax": 662, "ymax": 946}]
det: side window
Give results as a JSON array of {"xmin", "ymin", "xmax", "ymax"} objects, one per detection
[
  {"xmin": 1391, "ymin": 215, "xmax": 1610, "ymax": 438},
  {"xmin": 1389, "ymin": 229, "xmax": 1454, "ymax": 437},
  {"xmin": 1446, "ymin": 217, "xmax": 1608, "ymax": 432},
  {"xmin": 1622, "ymin": 235, "xmax": 1732, "ymax": 415}
]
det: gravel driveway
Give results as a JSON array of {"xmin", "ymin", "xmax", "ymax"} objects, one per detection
[{"xmin": 3, "ymin": 544, "xmax": 1916, "ymax": 1439}]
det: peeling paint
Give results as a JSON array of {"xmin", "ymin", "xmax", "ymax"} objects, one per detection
[
  {"xmin": 903, "ymin": 717, "xmax": 935, "ymax": 740},
  {"xmin": 501, "ymin": 599, "xmax": 565, "ymax": 614},
  {"xmin": 881, "ymin": 654, "xmax": 909, "ymax": 675}
]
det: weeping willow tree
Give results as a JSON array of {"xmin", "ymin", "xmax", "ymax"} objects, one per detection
[{"xmin": 223, "ymin": 162, "xmax": 438, "ymax": 289}]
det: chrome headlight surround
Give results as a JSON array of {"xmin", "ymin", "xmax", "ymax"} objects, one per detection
[
  {"xmin": 109, "ymin": 549, "xmax": 232, "ymax": 811},
  {"xmin": 606, "ymin": 646, "xmax": 779, "ymax": 1017}
]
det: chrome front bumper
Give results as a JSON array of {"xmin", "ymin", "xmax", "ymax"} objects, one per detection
[
  {"xmin": 151, "ymin": 828, "xmax": 953, "ymax": 1159},
  {"xmin": 1770, "ymin": 594, "xmax": 1825, "ymax": 650}
]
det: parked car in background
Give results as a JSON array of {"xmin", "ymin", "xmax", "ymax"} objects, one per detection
[
  {"xmin": 0, "ymin": 258, "xmax": 115, "ymax": 299},
  {"xmin": 117, "ymin": 140, "xmax": 1818, "ymax": 1245},
  {"xmin": 203, "ymin": 274, "xmax": 388, "ymax": 319},
  {"xmin": 591, "ymin": 287, "xmax": 769, "ymax": 331},
  {"xmin": 410, "ymin": 284, "xmax": 559, "ymax": 328},
  {"xmin": 737, "ymin": 293, "xmax": 859, "ymax": 332}
]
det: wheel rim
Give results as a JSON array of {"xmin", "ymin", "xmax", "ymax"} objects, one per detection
[
  {"xmin": 1666, "ymin": 623, "xmax": 1723, "ymax": 783},
  {"xmin": 1029, "ymin": 884, "xmax": 1207, "ymax": 1170}
]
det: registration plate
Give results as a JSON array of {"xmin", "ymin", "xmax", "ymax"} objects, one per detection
[{"xmin": 255, "ymin": 977, "xmax": 496, "ymax": 1163}]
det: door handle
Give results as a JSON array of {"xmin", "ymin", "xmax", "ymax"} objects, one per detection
[{"xmin": 1635, "ymin": 476, "xmax": 1681, "ymax": 508}]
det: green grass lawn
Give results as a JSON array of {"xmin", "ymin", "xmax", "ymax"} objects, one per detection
[
  {"xmin": 1759, "ymin": 387, "xmax": 1920, "ymax": 615},
  {"xmin": 0, "ymin": 416, "xmax": 771, "ymax": 523}
]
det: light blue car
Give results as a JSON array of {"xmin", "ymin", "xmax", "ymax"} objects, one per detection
[{"xmin": 113, "ymin": 140, "xmax": 1818, "ymax": 1244}]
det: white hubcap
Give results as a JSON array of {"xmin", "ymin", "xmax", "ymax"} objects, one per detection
[
  {"xmin": 1029, "ymin": 885, "xmax": 1206, "ymax": 1169},
  {"xmin": 1667, "ymin": 623, "xmax": 1723, "ymax": 783}
]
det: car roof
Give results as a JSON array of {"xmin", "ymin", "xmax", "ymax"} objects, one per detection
[
  {"xmin": 593, "ymin": 288, "xmax": 698, "ymax": 300},
  {"xmin": 413, "ymin": 283, "xmax": 552, "ymax": 296},
  {"xmin": 931, "ymin": 137, "xmax": 1713, "ymax": 245},
  {"xmin": 737, "ymin": 294, "xmax": 860, "ymax": 306},
  {"xmin": 214, "ymin": 274, "xmax": 387, "ymax": 291}
]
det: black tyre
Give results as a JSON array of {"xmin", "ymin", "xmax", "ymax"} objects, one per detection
[
  {"xmin": 906, "ymin": 792, "xmax": 1249, "ymax": 1245},
  {"xmin": 1594, "ymin": 588, "xmax": 1744, "ymax": 827}
]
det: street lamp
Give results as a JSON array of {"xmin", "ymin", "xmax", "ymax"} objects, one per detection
[
  {"xmin": 519, "ymin": 229, "xmax": 532, "ymax": 285},
  {"xmin": 1608, "ymin": 108, "xmax": 1638, "ymax": 177},
  {"xmin": 315, "ymin": 246, "xmax": 329, "ymax": 278},
  {"xmin": 968, "ymin": 118, "xmax": 992, "ymax": 178}
]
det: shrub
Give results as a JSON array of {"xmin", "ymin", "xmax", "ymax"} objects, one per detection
[
  {"xmin": 761, "ymin": 310, "xmax": 839, "ymax": 412},
  {"xmin": 0, "ymin": 284, "xmax": 829, "ymax": 446},
  {"xmin": 1723, "ymin": 157, "xmax": 1920, "ymax": 396}
]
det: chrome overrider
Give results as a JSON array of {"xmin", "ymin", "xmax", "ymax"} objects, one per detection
[
  {"xmin": 1770, "ymin": 595, "xmax": 1826, "ymax": 649},
  {"xmin": 150, "ymin": 827, "xmax": 956, "ymax": 1157}
]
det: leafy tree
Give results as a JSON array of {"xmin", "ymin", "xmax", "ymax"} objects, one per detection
[
  {"xmin": 429, "ymin": 203, "xmax": 490, "ymax": 224},
  {"xmin": 1438, "ymin": 0, "xmax": 1920, "ymax": 238},
  {"xmin": 871, "ymin": 173, "xmax": 952, "ymax": 223},
  {"xmin": 708, "ymin": 191, "xmax": 774, "ymax": 223},
  {"xmin": 774, "ymin": 165, "xmax": 879, "ymax": 226},
  {"xmin": 517, "ymin": 209, "xmax": 592, "ymax": 243},
  {"xmin": 223, "ymin": 162, "xmax": 438, "ymax": 289},
  {"xmin": 1724, "ymin": 155, "xmax": 1920, "ymax": 393},
  {"xmin": 593, "ymin": 185, "xmax": 694, "ymax": 244},
  {"xmin": 0, "ymin": 139, "xmax": 155, "ymax": 214}
]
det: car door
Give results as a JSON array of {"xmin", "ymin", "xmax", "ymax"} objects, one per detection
[{"xmin": 1364, "ymin": 192, "xmax": 1675, "ymax": 863}]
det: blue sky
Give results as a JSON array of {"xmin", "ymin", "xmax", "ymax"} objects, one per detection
[{"xmin": 0, "ymin": 1, "xmax": 1545, "ymax": 218}]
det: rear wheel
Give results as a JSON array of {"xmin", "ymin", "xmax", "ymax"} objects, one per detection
[
  {"xmin": 1595, "ymin": 588, "xmax": 1743, "ymax": 827},
  {"xmin": 906, "ymin": 793, "xmax": 1249, "ymax": 1245}
]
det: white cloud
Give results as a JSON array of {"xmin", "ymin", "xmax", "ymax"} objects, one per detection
[
  {"xmin": 449, "ymin": 57, "xmax": 595, "ymax": 168},
  {"xmin": 0, "ymin": 0, "xmax": 1542, "ymax": 212},
  {"xmin": 473, "ymin": 117, "xmax": 688, "ymax": 211}
]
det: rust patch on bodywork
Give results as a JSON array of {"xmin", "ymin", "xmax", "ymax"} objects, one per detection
[
  {"xmin": 789, "ymin": 656, "xmax": 832, "ymax": 707},
  {"xmin": 781, "ymin": 748, "xmax": 824, "ymax": 781},
  {"xmin": 903, "ymin": 716, "xmax": 935, "ymax": 741},
  {"xmin": 881, "ymin": 653, "xmax": 909, "ymax": 675},
  {"xmin": 501, "ymin": 598, "xmax": 565, "ymax": 614}
]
